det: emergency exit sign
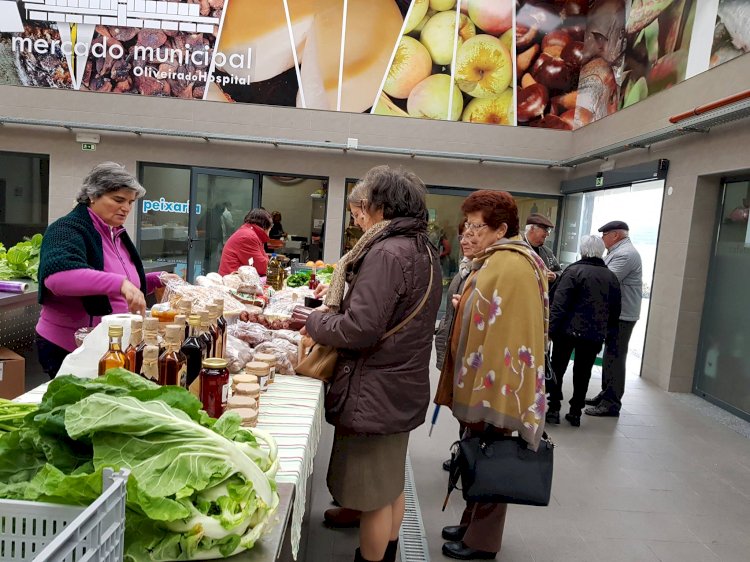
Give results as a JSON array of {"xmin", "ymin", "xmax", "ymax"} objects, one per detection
[
  {"xmin": 81, "ymin": 143, "xmax": 96, "ymax": 151},
  {"xmin": 595, "ymin": 176, "xmax": 604, "ymax": 187}
]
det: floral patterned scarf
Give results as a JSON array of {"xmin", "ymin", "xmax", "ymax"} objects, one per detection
[{"xmin": 435, "ymin": 237, "xmax": 549, "ymax": 450}]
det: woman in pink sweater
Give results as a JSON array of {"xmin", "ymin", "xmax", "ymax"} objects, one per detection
[{"xmin": 36, "ymin": 162, "xmax": 176, "ymax": 378}]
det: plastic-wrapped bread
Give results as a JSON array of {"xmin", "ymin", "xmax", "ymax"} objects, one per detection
[
  {"xmin": 232, "ymin": 373, "xmax": 259, "ymax": 386},
  {"xmin": 227, "ymin": 395, "xmax": 257, "ymax": 410},
  {"xmin": 235, "ymin": 382, "xmax": 261, "ymax": 397},
  {"xmin": 232, "ymin": 407, "xmax": 258, "ymax": 427}
]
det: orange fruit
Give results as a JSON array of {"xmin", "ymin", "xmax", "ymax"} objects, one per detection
[
  {"xmin": 306, "ymin": 261, "xmax": 315, "ymax": 267},
  {"xmin": 315, "ymin": 260, "xmax": 325, "ymax": 267}
]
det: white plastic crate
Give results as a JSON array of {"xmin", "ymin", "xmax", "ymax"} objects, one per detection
[{"xmin": 0, "ymin": 468, "xmax": 129, "ymax": 562}]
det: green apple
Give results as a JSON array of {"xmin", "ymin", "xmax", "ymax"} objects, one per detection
[
  {"xmin": 454, "ymin": 34, "xmax": 512, "ymax": 98},
  {"xmin": 403, "ymin": 0, "xmax": 430, "ymax": 34},
  {"xmin": 407, "ymin": 73, "xmax": 464, "ymax": 120},
  {"xmin": 421, "ymin": 11, "xmax": 476, "ymax": 66},
  {"xmin": 384, "ymin": 36, "xmax": 433, "ymax": 99},
  {"xmin": 430, "ymin": 0, "xmax": 457, "ymax": 10},
  {"xmin": 373, "ymin": 93, "xmax": 409, "ymax": 117},
  {"xmin": 461, "ymin": 90, "xmax": 514, "ymax": 124}
]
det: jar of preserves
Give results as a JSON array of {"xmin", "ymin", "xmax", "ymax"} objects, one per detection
[{"xmin": 200, "ymin": 358, "xmax": 230, "ymax": 418}]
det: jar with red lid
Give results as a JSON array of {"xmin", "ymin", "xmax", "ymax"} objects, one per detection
[{"xmin": 200, "ymin": 358, "xmax": 230, "ymax": 418}]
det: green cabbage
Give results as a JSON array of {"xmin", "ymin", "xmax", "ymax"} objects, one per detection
[{"xmin": 0, "ymin": 370, "xmax": 279, "ymax": 561}]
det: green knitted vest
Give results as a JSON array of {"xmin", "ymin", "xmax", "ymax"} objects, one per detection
[{"xmin": 38, "ymin": 203, "xmax": 147, "ymax": 318}]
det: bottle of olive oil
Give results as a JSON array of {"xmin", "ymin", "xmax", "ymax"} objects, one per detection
[{"xmin": 98, "ymin": 324, "xmax": 129, "ymax": 376}]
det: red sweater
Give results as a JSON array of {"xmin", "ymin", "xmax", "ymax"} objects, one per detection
[{"xmin": 219, "ymin": 224, "xmax": 269, "ymax": 276}]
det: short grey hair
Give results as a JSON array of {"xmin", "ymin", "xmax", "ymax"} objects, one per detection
[
  {"xmin": 524, "ymin": 224, "xmax": 534, "ymax": 235},
  {"xmin": 580, "ymin": 235, "xmax": 605, "ymax": 258},
  {"xmin": 76, "ymin": 162, "xmax": 146, "ymax": 205}
]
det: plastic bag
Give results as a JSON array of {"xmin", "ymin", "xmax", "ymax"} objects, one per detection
[
  {"xmin": 229, "ymin": 321, "xmax": 273, "ymax": 346},
  {"xmin": 58, "ymin": 314, "xmax": 140, "ymax": 379},
  {"xmin": 226, "ymin": 334, "xmax": 254, "ymax": 374},
  {"xmin": 161, "ymin": 277, "xmax": 244, "ymax": 316},
  {"xmin": 252, "ymin": 340, "xmax": 297, "ymax": 375},
  {"xmin": 271, "ymin": 329, "xmax": 302, "ymax": 346}
]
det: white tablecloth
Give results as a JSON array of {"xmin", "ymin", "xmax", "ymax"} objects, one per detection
[{"xmin": 15, "ymin": 375, "xmax": 325, "ymax": 560}]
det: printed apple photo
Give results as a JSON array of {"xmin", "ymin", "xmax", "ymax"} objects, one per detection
[
  {"xmin": 374, "ymin": 0, "xmax": 515, "ymax": 125},
  {"xmin": 619, "ymin": 0, "xmax": 696, "ymax": 110},
  {"xmin": 209, "ymin": 0, "xmax": 409, "ymax": 113},
  {"xmin": 515, "ymin": 0, "xmax": 587, "ymax": 130}
]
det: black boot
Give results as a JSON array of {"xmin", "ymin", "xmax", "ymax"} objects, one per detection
[
  {"xmin": 383, "ymin": 539, "xmax": 398, "ymax": 562},
  {"xmin": 545, "ymin": 409, "xmax": 560, "ymax": 424},
  {"xmin": 355, "ymin": 548, "xmax": 383, "ymax": 562}
]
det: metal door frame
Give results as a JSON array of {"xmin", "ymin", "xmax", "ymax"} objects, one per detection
[
  {"xmin": 187, "ymin": 167, "xmax": 260, "ymax": 281},
  {"xmin": 692, "ymin": 176, "xmax": 750, "ymax": 422}
]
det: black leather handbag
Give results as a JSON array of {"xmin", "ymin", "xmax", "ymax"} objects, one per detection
[{"xmin": 446, "ymin": 432, "xmax": 554, "ymax": 507}]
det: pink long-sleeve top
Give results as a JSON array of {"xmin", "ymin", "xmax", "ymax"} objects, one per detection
[{"xmin": 36, "ymin": 209, "xmax": 162, "ymax": 352}]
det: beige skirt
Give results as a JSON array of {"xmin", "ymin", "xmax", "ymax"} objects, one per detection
[{"xmin": 327, "ymin": 430, "xmax": 410, "ymax": 512}]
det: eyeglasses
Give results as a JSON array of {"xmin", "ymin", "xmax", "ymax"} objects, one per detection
[
  {"xmin": 463, "ymin": 221, "xmax": 488, "ymax": 233},
  {"xmin": 534, "ymin": 225, "xmax": 553, "ymax": 235}
]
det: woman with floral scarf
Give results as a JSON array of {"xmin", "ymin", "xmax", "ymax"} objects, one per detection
[{"xmin": 434, "ymin": 190, "xmax": 549, "ymax": 560}]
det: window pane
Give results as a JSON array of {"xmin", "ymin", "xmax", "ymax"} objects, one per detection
[
  {"xmin": 139, "ymin": 165, "xmax": 191, "ymax": 278},
  {"xmin": 261, "ymin": 176, "xmax": 327, "ymax": 263},
  {"xmin": 695, "ymin": 180, "xmax": 750, "ymax": 419},
  {"xmin": 0, "ymin": 152, "xmax": 49, "ymax": 246}
]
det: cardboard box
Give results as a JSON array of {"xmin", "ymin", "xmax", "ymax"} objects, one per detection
[{"xmin": 0, "ymin": 347, "xmax": 25, "ymax": 400}]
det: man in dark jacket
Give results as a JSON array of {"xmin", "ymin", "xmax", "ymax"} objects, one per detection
[
  {"xmin": 523, "ymin": 213, "xmax": 562, "ymax": 291},
  {"xmin": 546, "ymin": 235, "xmax": 621, "ymax": 426}
]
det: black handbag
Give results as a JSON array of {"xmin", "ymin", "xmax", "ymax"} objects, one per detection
[{"xmin": 445, "ymin": 432, "xmax": 554, "ymax": 507}]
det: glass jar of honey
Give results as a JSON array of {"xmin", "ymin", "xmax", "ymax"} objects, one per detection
[{"xmin": 200, "ymin": 358, "xmax": 230, "ymax": 418}]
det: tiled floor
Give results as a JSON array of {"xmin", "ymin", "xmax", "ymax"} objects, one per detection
[{"xmin": 304, "ymin": 357, "xmax": 750, "ymax": 562}]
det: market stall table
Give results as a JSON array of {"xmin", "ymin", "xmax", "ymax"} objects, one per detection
[
  {"xmin": 0, "ymin": 282, "xmax": 39, "ymax": 350},
  {"xmin": 15, "ymin": 374, "xmax": 324, "ymax": 561}
]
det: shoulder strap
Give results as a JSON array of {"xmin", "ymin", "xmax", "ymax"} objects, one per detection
[{"xmin": 381, "ymin": 249, "xmax": 434, "ymax": 341}]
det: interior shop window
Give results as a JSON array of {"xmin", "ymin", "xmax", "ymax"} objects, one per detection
[
  {"xmin": 0, "ymin": 152, "xmax": 49, "ymax": 247},
  {"xmin": 516, "ymin": 196, "xmax": 560, "ymax": 253},
  {"xmin": 138, "ymin": 165, "xmax": 192, "ymax": 277},
  {"xmin": 260, "ymin": 176, "xmax": 327, "ymax": 263}
]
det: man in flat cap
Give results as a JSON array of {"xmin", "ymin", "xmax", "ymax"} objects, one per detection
[
  {"xmin": 585, "ymin": 220, "xmax": 642, "ymax": 417},
  {"xmin": 524, "ymin": 213, "xmax": 562, "ymax": 287}
]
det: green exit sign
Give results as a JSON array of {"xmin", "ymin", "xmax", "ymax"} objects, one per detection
[
  {"xmin": 595, "ymin": 176, "xmax": 604, "ymax": 187},
  {"xmin": 81, "ymin": 143, "xmax": 96, "ymax": 151}
]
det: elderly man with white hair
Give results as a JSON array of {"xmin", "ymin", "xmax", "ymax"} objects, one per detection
[
  {"xmin": 546, "ymin": 235, "xmax": 621, "ymax": 427},
  {"xmin": 585, "ymin": 221, "xmax": 643, "ymax": 417}
]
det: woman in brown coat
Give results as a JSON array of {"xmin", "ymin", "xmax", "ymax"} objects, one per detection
[
  {"xmin": 435, "ymin": 191, "xmax": 549, "ymax": 560},
  {"xmin": 304, "ymin": 166, "xmax": 442, "ymax": 562}
]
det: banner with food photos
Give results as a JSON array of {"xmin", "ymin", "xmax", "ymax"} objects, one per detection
[{"xmin": 0, "ymin": 0, "xmax": 745, "ymax": 129}]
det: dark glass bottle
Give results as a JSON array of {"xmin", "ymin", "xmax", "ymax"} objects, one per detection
[
  {"xmin": 213, "ymin": 298, "xmax": 228, "ymax": 359},
  {"xmin": 177, "ymin": 299, "xmax": 193, "ymax": 340},
  {"xmin": 208, "ymin": 304, "xmax": 222, "ymax": 358},
  {"xmin": 140, "ymin": 345, "xmax": 160, "ymax": 382},
  {"xmin": 199, "ymin": 309, "xmax": 214, "ymax": 358},
  {"xmin": 136, "ymin": 317, "xmax": 162, "ymax": 373},
  {"xmin": 158, "ymin": 324, "xmax": 187, "ymax": 387},
  {"xmin": 181, "ymin": 314, "xmax": 206, "ymax": 397},
  {"xmin": 98, "ymin": 324, "xmax": 129, "ymax": 376},
  {"xmin": 125, "ymin": 318, "xmax": 143, "ymax": 373}
]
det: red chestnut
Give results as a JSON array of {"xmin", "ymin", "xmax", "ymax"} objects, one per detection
[
  {"xmin": 532, "ymin": 52, "xmax": 573, "ymax": 92},
  {"xmin": 542, "ymin": 30, "xmax": 572, "ymax": 58},
  {"xmin": 517, "ymin": 44, "xmax": 540, "ymax": 75},
  {"xmin": 517, "ymin": 83, "xmax": 549, "ymax": 123},
  {"xmin": 530, "ymin": 114, "xmax": 572, "ymax": 130},
  {"xmin": 560, "ymin": 109, "xmax": 577, "ymax": 128},
  {"xmin": 562, "ymin": 0, "xmax": 588, "ymax": 18},
  {"xmin": 516, "ymin": 25, "xmax": 538, "ymax": 50},
  {"xmin": 561, "ymin": 41, "xmax": 584, "ymax": 71}
]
